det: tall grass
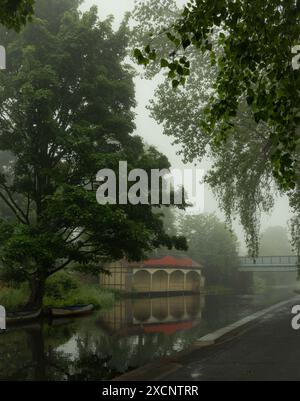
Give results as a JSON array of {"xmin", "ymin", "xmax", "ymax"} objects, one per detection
[
  {"xmin": 0, "ymin": 271, "xmax": 117, "ymax": 312},
  {"xmin": 0, "ymin": 285, "xmax": 28, "ymax": 311},
  {"xmin": 44, "ymin": 284, "xmax": 116, "ymax": 309}
]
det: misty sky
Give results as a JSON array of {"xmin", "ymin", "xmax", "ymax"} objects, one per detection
[{"xmin": 81, "ymin": 0, "xmax": 293, "ymax": 253}]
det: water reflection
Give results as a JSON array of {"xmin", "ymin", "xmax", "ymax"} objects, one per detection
[
  {"xmin": 99, "ymin": 295, "xmax": 204, "ymax": 335},
  {"xmin": 0, "ymin": 295, "xmax": 204, "ymax": 380},
  {"xmin": 0, "ymin": 291, "xmax": 293, "ymax": 381}
]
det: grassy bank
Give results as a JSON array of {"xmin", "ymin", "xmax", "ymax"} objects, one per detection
[{"xmin": 0, "ymin": 272, "xmax": 118, "ymax": 312}]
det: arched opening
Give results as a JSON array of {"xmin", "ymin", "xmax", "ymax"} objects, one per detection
[
  {"xmin": 133, "ymin": 270, "xmax": 151, "ymax": 292},
  {"xmin": 169, "ymin": 270, "xmax": 184, "ymax": 291},
  {"xmin": 186, "ymin": 271, "xmax": 201, "ymax": 292},
  {"xmin": 133, "ymin": 299, "xmax": 151, "ymax": 322},
  {"xmin": 152, "ymin": 297, "xmax": 168, "ymax": 320},
  {"xmin": 152, "ymin": 270, "xmax": 168, "ymax": 292},
  {"xmin": 169, "ymin": 296, "xmax": 185, "ymax": 319}
]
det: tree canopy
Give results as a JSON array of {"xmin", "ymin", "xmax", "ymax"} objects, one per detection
[
  {"xmin": 131, "ymin": 0, "xmax": 300, "ymax": 256},
  {"xmin": 0, "ymin": 0, "xmax": 186, "ymax": 308},
  {"xmin": 134, "ymin": 0, "xmax": 300, "ymax": 189}
]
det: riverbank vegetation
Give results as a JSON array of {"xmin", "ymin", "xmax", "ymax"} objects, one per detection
[{"xmin": 0, "ymin": 271, "xmax": 117, "ymax": 312}]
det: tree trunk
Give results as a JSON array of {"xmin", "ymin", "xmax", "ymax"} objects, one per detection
[{"xmin": 26, "ymin": 275, "xmax": 46, "ymax": 310}]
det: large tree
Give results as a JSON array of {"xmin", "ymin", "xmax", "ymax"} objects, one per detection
[
  {"xmin": 131, "ymin": 0, "xmax": 300, "ymax": 256},
  {"xmin": 0, "ymin": 0, "xmax": 186, "ymax": 309}
]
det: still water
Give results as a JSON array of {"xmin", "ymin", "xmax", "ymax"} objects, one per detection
[{"xmin": 0, "ymin": 288, "xmax": 295, "ymax": 381}]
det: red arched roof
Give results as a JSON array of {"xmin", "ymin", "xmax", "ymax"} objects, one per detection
[{"xmin": 143, "ymin": 255, "xmax": 201, "ymax": 268}]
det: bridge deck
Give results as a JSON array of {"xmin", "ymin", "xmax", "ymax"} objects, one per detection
[{"xmin": 239, "ymin": 256, "xmax": 298, "ymax": 272}]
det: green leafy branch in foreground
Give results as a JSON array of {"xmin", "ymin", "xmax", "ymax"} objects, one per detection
[
  {"xmin": 131, "ymin": 0, "xmax": 300, "ymax": 257},
  {"xmin": 133, "ymin": 0, "xmax": 300, "ymax": 192},
  {"xmin": 0, "ymin": 0, "xmax": 35, "ymax": 31}
]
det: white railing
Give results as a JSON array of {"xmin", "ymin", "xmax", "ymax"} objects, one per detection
[{"xmin": 240, "ymin": 256, "xmax": 298, "ymax": 268}]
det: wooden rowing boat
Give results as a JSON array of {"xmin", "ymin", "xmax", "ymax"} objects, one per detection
[
  {"xmin": 7, "ymin": 309, "xmax": 42, "ymax": 324},
  {"xmin": 51, "ymin": 304, "xmax": 94, "ymax": 318}
]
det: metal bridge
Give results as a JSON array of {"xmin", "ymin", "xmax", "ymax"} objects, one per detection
[{"xmin": 239, "ymin": 256, "xmax": 299, "ymax": 272}]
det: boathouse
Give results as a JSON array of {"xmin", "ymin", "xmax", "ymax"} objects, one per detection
[{"xmin": 100, "ymin": 255, "xmax": 205, "ymax": 294}]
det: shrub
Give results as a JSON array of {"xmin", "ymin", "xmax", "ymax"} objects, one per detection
[
  {"xmin": 44, "ymin": 284, "xmax": 116, "ymax": 309},
  {"xmin": 0, "ymin": 285, "xmax": 28, "ymax": 311},
  {"xmin": 0, "ymin": 271, "xmax": 117, "ymax": 311},
  {"xmin": 45, "ymin": 271, "xmax": 79, "ymax": 299}
]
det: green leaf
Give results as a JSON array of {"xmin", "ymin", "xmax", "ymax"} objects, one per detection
[
  {"xmin": 133, "ymin": 48, "xmax": 142, "ymax": 59},
  {"xmin": 172, "ymin": 80, "xmax": 180, "ymax": 89},
  {"xmin": 160, "ymin": 59, "xmax": 169, "ymax": 68},
  {"xmin": 182, "ymin": 38, "xmax": 191, "ymax": 49}
]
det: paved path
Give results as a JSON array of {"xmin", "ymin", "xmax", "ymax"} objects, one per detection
[{"xmin": 163, "ymin": 298, "xmax": 300, "ymax": 381}]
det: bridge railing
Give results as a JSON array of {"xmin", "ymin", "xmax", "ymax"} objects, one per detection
[{"xmin": 240, "ymin": 255, "xmax": 298, "ymax": 267}]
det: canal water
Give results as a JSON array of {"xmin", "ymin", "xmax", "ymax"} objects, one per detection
[{"xmin": 0, "ymin": 287, "xmax": 296, "ymax": 381}]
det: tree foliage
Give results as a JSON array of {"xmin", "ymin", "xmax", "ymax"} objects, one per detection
[
  {"xmin": 179, "ymin": 214, "xmax": 240, "ymax": 287},
  {"xmin": 134, "ymin": 0, "xmax": 300, "ymax": 190},
  {"xmin": 131, "ymin": 0, "xmax": 300, "ymax": 256},
  {"xmin": 0, "ymin": 0, "xmax": 35, "ymax": 30},
  {"xmin": 0, "ymin": 0, "xmax": 186, "ymax": 308}
]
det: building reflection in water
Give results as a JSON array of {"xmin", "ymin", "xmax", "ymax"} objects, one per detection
[{"xmin": 99, "ymin": 294, "xmax": 205, "ymax": 337}]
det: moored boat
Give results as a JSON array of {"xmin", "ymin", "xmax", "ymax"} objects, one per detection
[
  {"xmin": 51, "ymin": 304, "xmax": 94, "ymax": 318},
  {"xmin": 7, "ymin": 309, "xmax": 42, "ymax": 324}
]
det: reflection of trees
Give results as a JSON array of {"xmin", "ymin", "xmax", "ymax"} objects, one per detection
[
  {"xmin": 26, "ymin": 326, "xmax": 46, "ymax": 380},
  {"xmin": 66, "ymin": 334, "xmax": 120, "ymax": 381},
  {"xmin": 0, "ymin": 322, "xmax": 76, "ymax": 380},
  {"xmin": 0, "ymin": 329, "xmax": 32, "ymax": 380},
  {"xmin": 1, "ymin": 324, "xmax": 203, "ymax": 380},
  {"xmin": 0, "ymin": 297, "xmax": 207, "ymax": 380},
  {"xmin": 0, "ymin": 321, "xmax": 124, "ymax": 380},
  {"xmin": 85, "ymin": 326, "xmax": 205, "ymax": 372}
]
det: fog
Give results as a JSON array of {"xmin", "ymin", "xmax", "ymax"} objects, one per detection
[{"xmin": 81, "ymin": 0, "xmax": 293, "ymax": 253}]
